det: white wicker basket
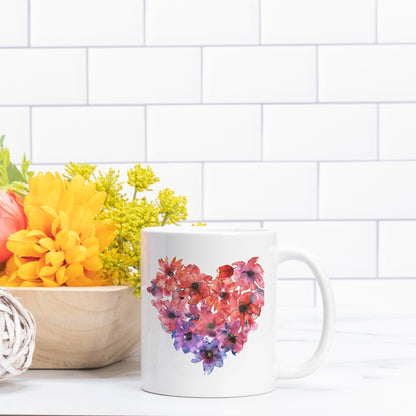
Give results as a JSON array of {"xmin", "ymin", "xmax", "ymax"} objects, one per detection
[{"xmin": 0, "ymin": 288, "xmax": 36, "ymax": 380}]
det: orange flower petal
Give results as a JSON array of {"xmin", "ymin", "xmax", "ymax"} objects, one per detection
[
  {"xmin": 86, "ymin": 192, "xmax": 106, "ymax": 216},
  {"xmin": 45, "ymin": 250, "xmax": 65, "ymax": 268},
  {"xmin": 41, "ymin": 205, "xmax": 57, "ymax": 218},
  {"xmin": 56, "ymin": 266, "xmax": 67, "ymax": 285},
  {"xmin": 57, "ymin": 192, "xmax": 74, "ymax": 216},
  {"xmin": 66, "ymin": 263, "xmax": 84, "ymax": 278},
  {"xmin": 21, "ymin": 280, "xmax": 43, "ymax": 287},
  {"xmin": 94, "ymin": 220, "xmax": 115, "ymax": 252},
  {"xmin": 17, "ymin": 261, "xmax": 39, "ymax": 281},
  {"xmin": 65, "ymin": 245, "xmax": 87, "ymax": 264},
  {"xmin": 52, "ymin": 211, "xmax": 69, "ymax": 236},
  {"xmin": 39, "ymin": 237, "xmax": 55, "ymax": 251},
  {"xmin": 81, "ymin": 255, "xmax": 102, "ymax": 271},
  {"xmin": 7, "ymin": 231, "xmax": 47, "ymax": 258},
  {"xmin": 56, "ymin": 230, "xmax": 80, "ymax": 251},
  {"xmin": 25, "ymin": 206, "xmax": 54, "ymax": 236},
  {"xmin": 39, "ymin": 277, "xmax": 59, "ymax": 287},
  {"xmin": 39, "ymin": 265, "xmax": 58, "ymax": 278},
  {"xmin": 26, "ymin": 229, "xmax": 48, "ymax": 239}
]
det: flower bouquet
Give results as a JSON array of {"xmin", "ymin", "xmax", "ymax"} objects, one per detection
[{"xmin": 0, "ymin": 136, "xmax": 188, "ymax": 368}]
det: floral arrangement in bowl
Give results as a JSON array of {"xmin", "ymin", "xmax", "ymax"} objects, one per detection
[
  {"xmin": 0, "ymin": 135, "xmax": 188, "ymax": 368},
  {"xmin": 0, "ymin": 136, "xmax": 188, "ymax": 294}
]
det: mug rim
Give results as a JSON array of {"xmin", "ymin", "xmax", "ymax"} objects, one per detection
[{"xmin": 141, "ymin": 225, "xmax": 275, "ymax": 235}]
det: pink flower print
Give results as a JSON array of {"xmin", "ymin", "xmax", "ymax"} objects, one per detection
[
  {"xmin": 192, "ymin": 306, "xmax": 226, "ymax": 338},
  {"xmin": 232, "ymin": 257, "xmax": 264, "ymax": 291},
  {"xmin": 147, "ymin": 278, "xmax": 163, "ymax": 300},
  {"xmin": 153, "ymin": 298, "xmax": 186, "ymax": 332},
  {"xmin": 217, "ymin": 320, "xmax": 249, "ymax": 355},
  {"xmin": 156, "ymin": 257, "xmax": 185, "ymax": 295}
]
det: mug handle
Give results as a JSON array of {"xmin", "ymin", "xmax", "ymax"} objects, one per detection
[{"xmin": 275, "ymin": 247, "xmax": 335, "ymax": 379}]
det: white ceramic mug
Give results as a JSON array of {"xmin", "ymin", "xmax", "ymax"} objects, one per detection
[{"xmin": 141, "ymin": 227, "xmax": 335, "ymax": 397}]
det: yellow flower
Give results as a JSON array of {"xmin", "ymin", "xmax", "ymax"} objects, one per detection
[{"xmin": 0, "ymin": 172, "xmax": 115, "ymax": 287}]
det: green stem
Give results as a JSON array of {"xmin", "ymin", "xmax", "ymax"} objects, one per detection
[
  {"xmin": 133, "ymin": 189, "xmax": 138, "ymax": 200},
  {"xmin": 161, "ymin": 213, "xmax": 169, "ymax": 226}
]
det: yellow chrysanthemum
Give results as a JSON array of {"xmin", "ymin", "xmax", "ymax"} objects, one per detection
[{"xmin": 0, "ymin": 172, "xmax": 115, "ymax": 287}]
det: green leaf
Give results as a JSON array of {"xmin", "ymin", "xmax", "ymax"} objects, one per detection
[
  {"xmin": 6, "ymin": 162, "xmax": 25, "ymax": 184},
  {"xmin": 0, "ymin": 135, "xmax": 4, "ymax": 147},
  {"xmin": 3, "ymin": 148, "xmax": 10, "ymax": 167},
  {"xmin": 0, "ymin": 165, "xmax": 8, "ymax": 186},
  {"xmin": 0, "ymin": 148, "xmax": 3, "ymax": 162}
]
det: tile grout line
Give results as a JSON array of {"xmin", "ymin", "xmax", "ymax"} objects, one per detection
[
  {"xmin": 376, "ymin": 220, "xmax": 380, "ymax": 278},
  {"xmin": 260, "ymin": 104, "xmax": 264, "ymax": 161},
  {"xmin": 200, "ymin": 47, "xmax": 203, "ymax": 103},
  {"xmin": 29, "ymin": 106, "xmax": 33, "ymax": 161},
  {"xmin": 26, "ymin": 159, "xmax": 416, "ymax": 165},
  {"xmin": 258, "ymin": 0, "xmax": 262, "ymax": 44},
  {"xmin": 143, "ymin": 0, "xmax": 146, "ymax": 45},
  {"xmin": 86, "ymin": 48, "xmax": 89, "ymax": 104},
  {"xmin": 27, "ymin": 0, "xmax": 31, "ymax": 47},
  {"xmin": 3, "ymin": 42, "xmax": 416, "ymax": 49},
  {"xmin": 201, "ymin": 162, "xmax": 205, "ymax": 221},
  {"xmin": 4, "ymin": 101, "xmax": 416, "ymax": 107},
  {"xmin": 144, "ymin": 105, "xmax": 148, "ymax": 162},
  {"xmin": 376, "ymin": 103, "xmax": 380, "ymax": 160},
  {"xmin": 316, "ymin": 162, "xmax": 320, "ymax": 219},
  {"xmin": 375, "ymin": 0, "xmax": 378, "ymax": 44},
  {"xmin": 316, "ymin": 46, "xmax": 319, "ymax": 102}
]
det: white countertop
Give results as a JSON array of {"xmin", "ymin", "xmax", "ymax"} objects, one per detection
[{"xmin": 1, "ymin": 308, "xmax": 415, "ymax": 416}]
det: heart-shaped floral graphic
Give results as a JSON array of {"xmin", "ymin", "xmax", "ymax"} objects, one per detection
[{"xmin": 147, "ymin": 257, "xmax": 264, "ymax": 375}]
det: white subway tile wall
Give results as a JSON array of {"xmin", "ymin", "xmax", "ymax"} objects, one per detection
[
  {"xmin": 261, "ymin": 0, "xmax": 375, "ymax": 44},
  {"xmin": 147, "ymin": 105, "xmax": 261, "ymax": 161},
  {"xmin": 32, "ymin": 107, "xmax": 146, "ymax": 163},
  {"xmin": 0, "ymin": 49, "xmax": 86, "ymax": 104},
  {"xmin": 31, "ymin": 0, "xmax": 144, "ymax": 46},
  {"xmin": 1, "ymin": 0, "xmax": 415, "ymax": 308},
  {"xmin": 0, "ymin": 0, "xmax": 28, "ymax": 47},
  {"xmin": 146, "ymin": 0, "xmax": 259, "ymax": 46}
]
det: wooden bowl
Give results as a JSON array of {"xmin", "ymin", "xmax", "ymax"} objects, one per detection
[{"xmin": 9, "ymin": 286, "xmax": 140, "ymax": 369}]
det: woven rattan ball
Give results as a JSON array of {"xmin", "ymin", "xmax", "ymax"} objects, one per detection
[{"xmin": 0, "ymin": 288, "xmax": 36, "ymax": 380}]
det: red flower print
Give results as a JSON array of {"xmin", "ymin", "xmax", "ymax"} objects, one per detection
[
  {"xmin": 232, "ymin": 257, "xmax": 264, "ymax": 291},
  {"xmin": 156, "ymin": 257, "xmax": 185, "ymax": 295},
  {"xmin": 229, "ymin": 291, "xmax": 262, "ymax": 330},
  {"xmin": 205, "ymin": 276, "xmax": 238, "ymax": 312},
  {"xmin": 217, "ymin": 264, "xmax": 234, "ymax": 279},
  {"xmin": 178, "ymin": 264, "xmax": 212, "ymax": 305}
]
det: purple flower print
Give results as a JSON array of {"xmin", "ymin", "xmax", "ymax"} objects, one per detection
[
  {"xmin": 217, "ymin": 319, "xmax": 248, "ymax": 355},
  {"xmin": 147, "ymin": 278, "xmax": 163, "ymax": 300},
  {"xmin": 172, "ymin": 320, "xmax": 203, "ymax": 354},
  {"xmin": 191, "ymin": 338, "xmax": 227, "ymax": 375}
]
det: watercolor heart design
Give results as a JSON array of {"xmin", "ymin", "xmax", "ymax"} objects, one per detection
[{"xmin": 147, "ymin": 257, "xmax": 264, "ymax": 375}]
